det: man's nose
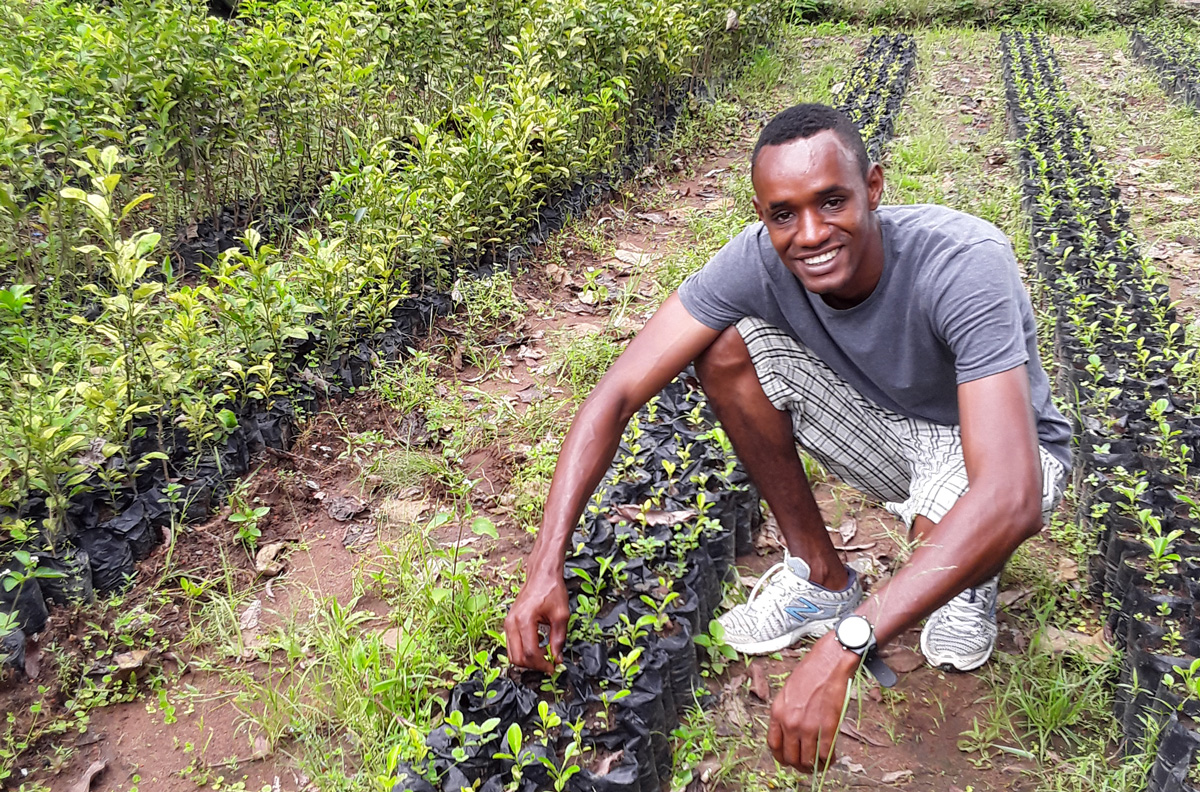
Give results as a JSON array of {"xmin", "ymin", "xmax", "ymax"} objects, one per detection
[{"xmin": 794, "ymin": 208, "xmax": 831, "ymax": 250}]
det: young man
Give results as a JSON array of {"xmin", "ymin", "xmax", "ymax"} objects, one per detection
[{"xmin": 504, "ymin": 103, "xmax": 1071, "ymax": 772}]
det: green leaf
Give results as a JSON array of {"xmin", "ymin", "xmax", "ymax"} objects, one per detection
[{"xmin": 470, "ymin": 517, "xmax": 497, "ymax": 539}]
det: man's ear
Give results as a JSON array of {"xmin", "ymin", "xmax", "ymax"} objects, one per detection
[
  {"xmin": 866, "ymin": 163, "xmax": 885, "ymax": 210},
  {"xmin": 751, "ymin": 193, "xmax": 765, "ymax": 223}
]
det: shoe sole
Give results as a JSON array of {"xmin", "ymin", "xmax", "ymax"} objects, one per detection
[
  {"xmin": 920, "ymin": 630, "xmax": 994, "ymax": 672},
  {"xmin": 723, "ymin": 618, "xmax": 837, "ymax": 656}
]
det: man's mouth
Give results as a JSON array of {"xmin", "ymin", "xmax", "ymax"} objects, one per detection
[{"xmin": 795, "ymin": 245, "xmax": 843, "ymax": 274}]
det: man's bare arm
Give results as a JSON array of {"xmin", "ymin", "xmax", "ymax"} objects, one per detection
[
  {"xmin": 505, "ymin": 292, "xmax": 721, "ymax": 671},
  {"xmin": 768, "ymin": 364, "xmax": 1046, "ymax": 771},
  {"xmin": 856, "ymin": 364, "xmax": 1045, "ymax": 645}
]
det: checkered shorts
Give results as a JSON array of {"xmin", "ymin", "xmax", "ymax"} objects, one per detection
[{"xmin": 737, "ymin": 318, "xmax": 1065, "ymax": 527}]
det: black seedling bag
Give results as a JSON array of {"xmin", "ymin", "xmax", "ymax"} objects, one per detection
[
  {"xmin": 0, "ymin": 570, "xmax": 47, "ymax": 635},
  {"xmin": 35, "ymin": 548, "xmax": 94, "ymax": 606}
]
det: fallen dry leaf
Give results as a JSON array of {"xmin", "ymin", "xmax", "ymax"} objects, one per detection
[
  {"xmin": 881, "ymin": 769, "xmax": 914, "ymax": 784},
  {"xmin": 635, "ymin": 211, "xmax": 667, "ymax": 224},
  {"xmin": 252, "ymin": 734, "xmax": 273, "ymax": 760},
  {"xmin": 610, "ymin": 504, "xmax": 697, "ymax": 526},
  {"xmin": 698, "ymin": 757, "xmax": 723, "ymax": 784},
  {"xmin": 255, "ymin": 542, "xmax": 288, "ymax": 578},
  {"xmin": 68, "ymin": 759, "xmax": 108, "ymax": 792},
  {"xmin": 342, "ymin": 521, "xmax": 377, "ymax": 551},
  {"xmin": 375, "ymin": 626, "xmax": 415, "ymax": 654},
  {"xmin": 23, "ymin": 640, "xmax": 40, "ymax": 679},
  {"xmin": 837, "ymin": 755, "xmax": 866, "ymax": 774},
  {"xmin": 839, "ymin": 719, "xmax": 889, "ymax": 747},
  {"xmin": 325, "ymin": 495, "xmax": 367, "ymax": 522},
  {"xmin": 1055, "ymin": 557, "xmax": 1079, "ymax": 583},
  {"xmin": 748, "ymin": 661, "xmax": 771, "ymax": 701},
  {"xmin": 240, "ymin": 599, "xmax": 262, "ymax": 634},
  {"xmin": 114, "ymin": 649, "xmax": 151, "ymax": 671},
  {"xmin": 1035, "ymin": 627, "xmax": 1111, "ymax": 663},
  {"xmin": 881, "ymin": 646, "xmax": 924, "ymax": 674},
  {"xmin": 379, "ymin": 497, "xmax": 427, "ymax": 525},
  {"xmin": 837, "ymin": 518, "xmax": 858, "ymax": 544},
  {"xmin": 613, "ymin": 248, "xmax": 653, "ymax": 269},
  {"xmin": 593, "ymin": 749, "xmax": 625, "ymax": 776},
  {"xmin": 715, "ymin": 691, "xmax": 751, "ymax": 736},
  {"xmin": 836, "ymin": 541, "xmax": 877, "ymax": 552},
  {"xmin": 754, "ymin": 513, "xmax": 785, "ymax": 554},
  {"xmin": 998, "ymin": 587, "xmax": 1033, "ymax": 610}
]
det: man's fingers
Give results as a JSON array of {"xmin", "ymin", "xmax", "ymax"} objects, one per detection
[
  {"xmin": 767, "ymin": 717, "xmax": 782, "ymax": 754},
  {"xmin": 548, "ymin": 614, "xmax": 567, "ymax": 664},
  {"xmin": 506, "ymin": 618, "xmax": 525, "ymax": 666},
  {"xmin": 782, "ymin": 723, "xmax": 802, "ymax": 770}
]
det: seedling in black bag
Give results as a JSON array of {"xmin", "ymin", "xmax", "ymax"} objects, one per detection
[
  {"xmin": 694, "ymin": 620, "xmax": 738, "ymax": 677},
  {"xmin": 638, "ymin": 587, "xmax": 681, "ymax": 632},
  {"xmin": 1142, "ymin": 522, "xmax": 1184, "ymax": 587},
  {"xmin": 1163, "ymin": 658, "xmax": 1200, "ymax": 707},
  {"xmin": 617, "ymin": 646, "xmax": 643, "ymax": 687},
  {"xmin": 444, "ymin": 710, "xmax": 501, "ymax": 763},
  {"xmin": 3, "ymin": 551, "xmax": 67, "ymax": 598},
  {"xmin": 614, "ymin": 612, "xmax": 659, "ymax": 649}
]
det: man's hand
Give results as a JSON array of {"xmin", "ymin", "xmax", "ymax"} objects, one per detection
[
  {"xmin": 504, "ymin": 570, "xmax": 569, "ymax": 673},
  {"xmin": 768, "ymin": 634, "xmax": 861, "ymax": 772}
]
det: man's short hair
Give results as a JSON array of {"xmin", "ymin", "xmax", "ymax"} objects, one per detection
[{"xmin": 751, "ymin": 104, "xmax": 871, "ymax": 178}]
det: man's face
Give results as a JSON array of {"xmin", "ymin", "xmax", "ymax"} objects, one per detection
[{"xmin": 751, "ymin": 131, "xmax": 885, "ymax": 308}]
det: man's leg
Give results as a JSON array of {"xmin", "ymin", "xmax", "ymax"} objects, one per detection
[
  {"xmin": 693, "ymin": 320, "xmax": 916, "ymax": 656},
  {"xmin": 896, "ymin": 432, "xmax": 1065, "ymax": 670},
  {"xmin": 694, "ymin": 327, "xmax": 847, "ymax": 591}
]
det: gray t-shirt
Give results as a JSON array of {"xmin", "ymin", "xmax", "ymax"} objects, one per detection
[{"xmin": 678, "ymin": 204, "xmax": 1071, "ymax": 470}]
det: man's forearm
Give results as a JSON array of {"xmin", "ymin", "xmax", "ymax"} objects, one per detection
[
  {"xmin": 856, "ymin": 485, "xmax": 1041, "ymax": 647},
  {"xmin": 527, "ymin": 391, "xmax": 634, "ymax": 576}
]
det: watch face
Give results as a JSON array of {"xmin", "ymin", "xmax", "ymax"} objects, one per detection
[{"xmin": 837, "ymin": 616, "xmax": 872, "ymax": 650}]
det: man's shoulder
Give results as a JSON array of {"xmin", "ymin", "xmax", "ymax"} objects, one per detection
[{"xmin": 878, "ymin": 204, "xmax": 1010, "ymax": 251}]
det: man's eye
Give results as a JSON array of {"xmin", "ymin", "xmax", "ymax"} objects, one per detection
[
  {"xmin": 773, "ymin": 212, "xmax": 792, "ymax": 223},
  {"xmin": 825, "ymin": 197, "xmax": 845, "ymax": 210}
]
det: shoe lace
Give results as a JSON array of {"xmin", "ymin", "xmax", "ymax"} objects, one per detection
[
  {"xmin": 745, "ymin": 561, "xmax": 803, "ymax": 611},
  {"xmin": 937, "ymin": 589, "xmax": 990, "ymax": 632}
]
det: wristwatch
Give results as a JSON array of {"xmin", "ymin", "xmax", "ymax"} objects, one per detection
[{"xmin": 834, "ymin": 614, "xmax": 897, "ymax": 688}]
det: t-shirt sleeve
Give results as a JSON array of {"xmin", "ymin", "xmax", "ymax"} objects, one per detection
[
  {"xmin": 677, "ymin": 224, "xmax": 771, "ymax": 331},
  {"xmin": 931, "ymin": 239, "xmax": 1030, "ymax": 384}
]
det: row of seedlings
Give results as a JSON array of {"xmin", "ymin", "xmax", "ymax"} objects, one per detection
[
  {"xmin": 389, "ymin": 373, "xmax": 764, "ymax": 792},
  {"xmin": 1131, "ymin": 19, "xmax": 1200, "ymax": 112},
  {"xmin": 386, "ymin": 32, "xmax": 921, "ymax": 792},
  {"xmin": 0, "ymin": 51, "xmax": 704, "ymax": 672},
  {"xmin": 1002, "ymin": 31, "xmax": 1200, "ymax": 792},
  {"xmin": 833, "ymin": 32, "xmax": 918, "ymax": 162}
]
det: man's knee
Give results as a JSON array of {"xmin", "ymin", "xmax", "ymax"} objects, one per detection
[{"xmin": 696, "ymin": 325, "xmax": 753, "ymax": 383}]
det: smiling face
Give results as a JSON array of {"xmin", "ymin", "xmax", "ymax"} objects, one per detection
[{"xmin": 751, "ymin": 130, "xmax": 886, "ymax": 309}]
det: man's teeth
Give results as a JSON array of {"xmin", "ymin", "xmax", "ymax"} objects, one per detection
[{"xmin": 803, "ymin": 248, "xmax": 839, "ymax": 265}]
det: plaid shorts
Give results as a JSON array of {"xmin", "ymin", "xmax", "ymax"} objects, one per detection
[{"xmin": 737, "ymin": 318, "xmax": 1065, "ymax": 527}]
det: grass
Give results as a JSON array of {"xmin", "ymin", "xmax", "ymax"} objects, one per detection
[{"xmin": 544, "ymin": 328, "xmax": 624, "ymax": 400}]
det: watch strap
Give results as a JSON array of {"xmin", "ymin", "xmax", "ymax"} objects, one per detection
[{"xmin": 863, "ymin": 650, "xmax": 897, "ymax": 688}]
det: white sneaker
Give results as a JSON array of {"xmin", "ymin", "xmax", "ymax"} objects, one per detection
[
  {"xmin": 716, "ymin": 555, "xmax": 863, "ymax": 656},
  {"xmin": 920, "ymin": 575, "xmax": 1000, "ymax": 672}
]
